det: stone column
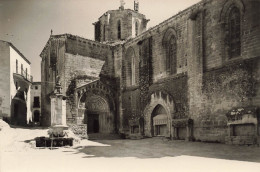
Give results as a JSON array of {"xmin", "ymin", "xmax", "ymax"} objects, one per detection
[
  {"xmin": 50, "ymin": 94, "xmax": 67, "ymax": 126},
  {"xmin": 26, "ymin": 85, "xmax": 32, "ymax": 123},
  {"xmin": 187, "ymin": 11, "xmax": 204, "ymax": 124},
  {"xmin": 49, "ymin": 77, "xmax": 68, "ymax": 136}
]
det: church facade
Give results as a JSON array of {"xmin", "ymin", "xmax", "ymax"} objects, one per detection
[{"xmin": 40, "ymin": 0, "xmax": 260, "ymax": 144}]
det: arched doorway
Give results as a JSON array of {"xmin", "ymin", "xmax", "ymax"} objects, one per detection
[
  {"xmin": 33, "ymin": 110, "xmax": 40, "ymax": 123},
  {"xmin": 76, "ymin": 80, "xmax": 117, "ymax": 135},
  {"xmin": 143, "ymin": 91, "xmax": 175, "ymax": 138},
  {"xmin": 151, "ymin": 105, "xmax": 168, "ymax": 137},
  {"xmin": 84, "ymin": 95, "xmax": 113, "ymax": 134},
  {"xmin": 11, "ymin": 90, "xmax": 27, "ymax": 125}
]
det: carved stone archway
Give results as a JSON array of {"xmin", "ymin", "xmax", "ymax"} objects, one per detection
[
  {"xmin": 143, "ymin": 91, "xmax": 175, "ymax": 138},
  {"xmin": 76, "ymin": 80, "xmax": 116, "ymax": 134}
]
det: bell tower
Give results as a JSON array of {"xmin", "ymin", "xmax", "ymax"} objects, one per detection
[{"xmin": 93, "ymin": 0, "xmax": 149, "ymax": 43}]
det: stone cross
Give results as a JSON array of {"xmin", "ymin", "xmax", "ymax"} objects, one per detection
[{"xmin": 120, "ymin": 0, "xmax": 125, "ymax": 7}]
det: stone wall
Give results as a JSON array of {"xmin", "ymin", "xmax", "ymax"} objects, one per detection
[
  {"xmin": 40, "ymin": 37, "xmax": 62, "ymax": 126},
  {"xmin": 0, "ymin": 41, "xmax": 10, "ymax": 119},
  {"xmin": 118, "ymin": 0, "xmax": 260, "ymax": 141},
  {"xmin": 192, "ymin": 58, "xmax": 260, "ymax": 142},
  {"xmin": 187, "ymin": 0, "xmax": 260, "ymax": 142},
  {"xmin": 41, "ymin": 34, "xmax": 115, "ymax": 126},
  {"xmin": 203, "ymin": 0, "xmax": 260, "ymax": 70}
]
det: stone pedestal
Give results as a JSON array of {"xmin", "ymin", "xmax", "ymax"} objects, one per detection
[
  {"xmin": 49, "ymin": 79, "xmax": 68, "ymax": 137},
  {"xmin": 172, "ymin": 118, "xmax": 193, "ymax": 141},
  {"xmin": 128, "ymin": 117, "xmax": 144, "ymax": 139},
  {"xmin": 36, "ymin": 78, "xmax": 74, "ymax": 147}
]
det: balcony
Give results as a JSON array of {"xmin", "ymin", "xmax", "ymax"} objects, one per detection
[
  {"xmin": 13, "ymin": 69, "xmax": 33, "ymax": 92},
  {"xmin": 14, "ymin": 69, "xmax": 33, "ymax": 83}
]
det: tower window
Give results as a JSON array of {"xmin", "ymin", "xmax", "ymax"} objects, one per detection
[
  {"xmin": 229, "ymin": 7, "xmax": 241, "ymax": 58},
  {"xmin": 135, "ymin": 21, "xmax": 139, "ymax": 36},
  {"xmin": 117, "ymin": 20, "xmax": 121, "ymax": 39}
]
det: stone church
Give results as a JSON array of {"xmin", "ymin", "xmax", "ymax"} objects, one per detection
[{"xmin": 40, "ymin": 0, "xmax": 260, "ymax": 144}]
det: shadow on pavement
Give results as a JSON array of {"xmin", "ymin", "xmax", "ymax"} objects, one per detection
[{"xmin": 73, "ymin": 137, "xmax": 260, "ymax": 162}]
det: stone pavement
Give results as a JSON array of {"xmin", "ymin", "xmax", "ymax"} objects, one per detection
[{"xmin": 79, "ymin": 137, "xmax": 260, "ymax": 162}]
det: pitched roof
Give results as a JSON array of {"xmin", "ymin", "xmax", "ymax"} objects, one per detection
[{"xmin": 0, "ymin": 40, "xmax": 31, "ymax": 64}]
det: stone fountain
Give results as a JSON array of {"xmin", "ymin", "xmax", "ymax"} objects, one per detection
[{"xmin": 36, "ymin": 77, "xmax": 73, "ymax": 147}]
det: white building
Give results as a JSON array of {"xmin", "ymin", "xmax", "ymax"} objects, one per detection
[
  {"xmin": 0, "ymin": 40, "xmax": 33, "ymax": 125},
  {"xmin": 31, "ymin": 82, "xmax": 41, "ymax": 125}
]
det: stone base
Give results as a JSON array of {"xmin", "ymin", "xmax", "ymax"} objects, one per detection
[
  {"xmin": 69, "ymin": 124, "xmax": 88, "ymax": 138},
  {"xmin": 225, "ymin": 136, "xmax": 258, "ymax": 145},
  {"xmin": 35, "ymin": 137, "xmax": 73, "ymax": 147},
  {"xmin": 128, "ymin": 133, "xmax": 144, "ymax": 140},
  {"xmin": 48, "ymin": 125, "xmax": 69, "ymax": 137}
]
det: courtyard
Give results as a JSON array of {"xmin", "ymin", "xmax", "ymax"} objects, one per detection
[
  {"xmin": 80, "ymin": 136, "xmax": 260, "ymax": 162},
  {"xmin": 1, "ymin": 122, "xmax": 260, "ymax": 172}
]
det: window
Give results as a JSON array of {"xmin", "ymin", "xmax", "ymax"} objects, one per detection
[
  {"xmin": 25, "ymin": 68, "xmax": 27, "ymax": 79},
  {"xmin": 16, "ymin": 60, "xmax": 18, "ymax": 73},
  {"xmin": 21, "ymin": 64, "xmax": 23, "ymax": 76},
  {"xmin": 135, "ymin": 21, "xmax": 138, "ymax": 36},
  {"xmin": 131, "ymin": 56, "xmax": 135, "ymax": 85},
  {"xmin": 162, "ymin": 28, "xmax": 177, "ymax": 75},
  {"xmin": 166, "ymin": 35, "xmax": 177, "ymax": 74},
  {"xmin": 229, "ymin": 7, "xmax": 241, "ymax": 58},
  {"xmin": 127, "ymin": 60, "xmax": 132, "ymax": 85},
  {"xmin": 117, "ymin": 20, "xmax": 121, "ymax": 39},
  {"xmin": 95, "ymin": 21, "xmax": 101, "ymax": 42},
  {"xmin": 35, "ymin": 86, "xmax": 38, "ymax": 90},
  {"xmin": 33, "ymin": 97, "xmax": 40, "ymax": 108},
  {"xmin": 125, "ymin": 47, "xmax": 136, "ymax": 86}
]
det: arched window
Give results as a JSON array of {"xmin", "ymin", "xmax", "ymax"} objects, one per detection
[
  {"xmin": 117, "ymin": 20, "xmax": 121, "ymax": 39},
  {"xmin": 125, "ymin": 47, "xmax": 136, "ymax": 86},
  {"xmin": 162, "ymin": 28, "xmax": 177, "ymax": 75},
  {"xmin": 229, "ymin": 7, "xmax": 241, "ymax": 58},
  {"xmin": 135, "ymin": 21, "xmax": 138, "ymax": 36},
  {"xmin": 131, "ymin": 55, "xmax": 135, "ymax": 85},
  {"xmin": 166, "ymin": 35, "xmax": 177, "ymax": 74}
]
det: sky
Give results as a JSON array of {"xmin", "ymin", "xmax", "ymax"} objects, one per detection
[{"xmin": 0, "ymin": 0, "xmax": 200, "ymax": 82}]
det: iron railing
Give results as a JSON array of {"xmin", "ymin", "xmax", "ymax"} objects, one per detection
[{"xmin": 15, "ymin": 69, "xmax": 33, "ymax": 82}]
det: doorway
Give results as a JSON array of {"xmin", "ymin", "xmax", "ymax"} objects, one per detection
[
  {"xmin": 151, "ymin": 104, "xmax": 168, "ymax": 137},
  {"xmin": 87, "ymin": 114, "xmax": 99, "ymax": 133},
  {"xmin": 34, "ymin": 110, "xmax": 40, "ymax": 123}
]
